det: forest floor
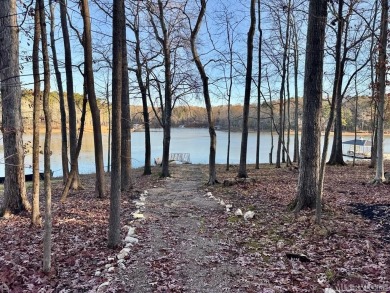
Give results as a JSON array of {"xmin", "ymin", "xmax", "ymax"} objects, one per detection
[{"xmin": 1, "ymin": 162, "xmax": 390, "ymax": 292}]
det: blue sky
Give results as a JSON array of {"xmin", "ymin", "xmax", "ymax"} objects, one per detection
[{"xmin": 17, "ymin": 0, "xmax": 384, "ymax": 108}]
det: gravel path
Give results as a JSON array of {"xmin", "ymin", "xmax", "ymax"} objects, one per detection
[{"xmin": 123, "ymin": 164, "xmax": 241, "ymax": 292}]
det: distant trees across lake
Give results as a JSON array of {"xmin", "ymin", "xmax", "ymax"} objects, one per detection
[{"xmin": 13, "ymin": 90, "xmax": 386, "ymax": 134}]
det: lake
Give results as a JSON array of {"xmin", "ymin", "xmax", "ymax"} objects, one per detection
[{"xmin": 0, "ymin": 128, "xmax": 386, "ymax": 177}]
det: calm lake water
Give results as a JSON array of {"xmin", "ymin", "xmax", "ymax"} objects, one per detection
[{"xmin": 0, "ymin": 128, "xmax": 386, "ymax": 177}]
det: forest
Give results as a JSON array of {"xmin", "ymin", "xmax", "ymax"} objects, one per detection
[{"xmin": 0, "ymin": 0, "xmax": 389, "ymax": 291}]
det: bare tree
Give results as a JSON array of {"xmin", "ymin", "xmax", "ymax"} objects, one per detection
[
  {"xmin": 31, "ymin": 0, "xmax": 42, "ymax": 226},
  {"xmin": 128, "ymin": 1, "xmax": 152, "ymax": 175},
  {"xmin": 38, "ymin": 0, "xmax": 53, "ymax": 272},
  {"xmin": 372, "ymin": 0, "xmax": 388, "ymax": 184},
  {"xmin": 327, "ymin": 0, "xmax": 373, "ymax": 166},
  {"xmin": 293, "ymin": 0, "xmax": 327, "ymax": 213},
  {"xmin": 147, "ymin": 0, "xmax": 191, "ymax": 177},
  {"xmin": 50, "ymin": 0, "xmax": 69, "ymax": 182},
  {"xmin": 81, "ymin": 0, "xmax": 106, "ymax": 197},
  {"xmin": 121, "ymin": 15, "xmax": 132, "ymax": 191},
  {"xmin": 108, "ymin": 0, "xmax": 124, "ymax": 248},
  {"xmin": 238, "ymin": 0, "xmax": 256, "ymax": 178},
  {"xmin": 188, "ymin": 0, "xmax": 218, "ymax": 184},
  {"xmin": 275, "ymin": 0, "xmax": 292, "ymax": 168},
  {"xmin": 255, "ymin": 0, "xmax": 262, "ymax": 169},
  {"xmin": 0, "ymin": 0, "xmax": 31, "ymax": 216},
  {"xmin": 60, "ymin": 0, "xmax": 81, "ymax": 188}
]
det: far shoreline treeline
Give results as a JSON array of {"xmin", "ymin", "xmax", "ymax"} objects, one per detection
[{"xmin": 9, "ymin": 89, "xmax": 387, "ymax": 134}]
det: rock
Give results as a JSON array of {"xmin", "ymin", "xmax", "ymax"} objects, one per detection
[
  {"xmin": 244, "ymin": 210, "xmax": 255, "ymax": 220},
  {"xmin": 226, "ymin": 204, "xmax": 232, "ymax": 212},
  {"xmin": 107, "ymin": 257, "xmax": 115, "ymax": 261},
  {"xmin": 277, "ymin": 240, "xmax": 284, "ymax": 249},
  {"xmin": 132, "ymin": 213, "xmax": 144, "ymax": 219},
  {"xmin": 125, "ymin": 236, "xmax": 139, "ymax": 244},
  {"xmin": 139, "ymin": 195, "xmax": 146, "ymax": 202},
  {"xmin": 324, "ymin": 288, "xmax": 336, "ymax": 293},
  {"xmin": 94, "ymin": 270, "xmax": 101, "ymax": 277},
  {"xmin": 118, "ymin": 262, "xmax": 126, "ymax": 270},
  {"xmin": 143, "ymin": 190, "xmax": 148, "ymax": 195},
  {"xmin": 120, "ymin": 247, "xmax": 131, "ymax": 255},
  {"xmin": 107, "ymin": 267, "xmax": 115, "ymax": 273},
  {"xmin": 234, "ymin": 208, "xmax": 243, "ymax": 216},
  {"xmin": 117, "ymin": 259, "xmax": 125, "ymax": 264},
  {"xmin": 97, "ymin": 282, "xmax": 110, "ymax": 291},
  {"xmin": 135, "ymin": 201, "xmax": 145, "ymax": 207},
  {"xmin": 125, "ymin": 242, "xmax": 133, "ymax": 248},
  {"xmin": 105, "ymin": 263, "xmax": 113, "ymax": 269},
  {"xmin": 205, "ymin": 191, "xmax": 212, "ymax": 197},
  {"xmin": 127, "ymin": 227, "xmax": 136, "ymax": 236},
  {"xmin": 117, "ymin": 253, "xmax": 125, "ymax": 260}
]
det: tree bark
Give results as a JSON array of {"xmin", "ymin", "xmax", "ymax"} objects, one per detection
[
  {"xmin": 292, "ymin": 20, "xmax": 299, "ymax": 163},
  {"xmin": 38, "ymin": 0, "xmax": 53, "ymax": 273},
  {"xmin": 328, "ymin": 0, "xmax": 346, "ymax": 166},
  {"xmin": 0, "ymin": 0, "xmax": 30, "ymax": 216},
  {"xmin": 238, "ymin": 0, "xmax": 256, "ymax": 178},
  {"xmin": 133, "ymin": 5, "xmax": 152, "ymax": 175},
  {"xmin": 369, "ymin": 0, "xmax": 379, "ymax": 169},
  {"xmin": 255, "ymin": 0, "xmax": 262, "ymax": 170},
  {"xmin": 189, "ymin": 0, "xmax": 218, "ymax": 185},
  {"xmin": 294, "ymin": 0, "xmax": 327, "ymax": 212},
  {"xmin": 372, "ymin": 0, "xmax": 388, "ymax": 184},
  {"xmin": 150, "ymin": 0, "xmax": 173, "ymax": 178},
  {"xmin": 81, "ymin": 0, "xmax": 106, "ymax": 197},
  {"xmin": 60, "ymin": 0, "xmax": 80, "ymax": 188},
  {"xmin": 121, "ymin": 23, "xmax": 132, "ymax": 190},
  {"xmin": 276, "ymin": 0, "xmax": 292, "ymax": 168},
  {"xmin": 50, "ymin": 0, "xmax": 69, "ymax": 182},
  {"xmin": 108, "ymin": 0, "xmax": 124, "ymax": 249},
  {"xmin": 31, "ymin": 0, "xmax": 41, "ymax": 226}
]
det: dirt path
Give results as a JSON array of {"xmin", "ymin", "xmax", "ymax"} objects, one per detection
[{"xmin": 121, "ymin": 164, "xmax": 243, "ymax": 292}]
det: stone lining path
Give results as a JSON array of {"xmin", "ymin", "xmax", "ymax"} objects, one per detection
[{"xmin": 121, "ymin": 164, "xmax": 243, "ymax": 292}]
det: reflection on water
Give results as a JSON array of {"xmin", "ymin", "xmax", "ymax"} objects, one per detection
[{"xmin": 0, "ymin": 128, "xmax": 385, "ymax": 177}]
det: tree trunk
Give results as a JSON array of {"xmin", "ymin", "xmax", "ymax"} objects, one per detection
[
  {"xmin": 328, "ymin": 0, "xmax": 346, "ymax": 166},
  {"xmin": 294, "ymin": 0, "xmax": 327, "ymax": 213},
  {"xmin": 190, "ymin": 0, "xmax": 218, "ymax": 185},
  {"xmin": 106, "ymin": 82, "xmax": 111, "ymax": 173},
  {"xmin": 255, "ymin": 0, "xmax": 262, "ymax": 170},
  {"xmin": 0, "ymin": 0, "xmax": 30, "ymax": 216},
  {"xmin": 225, "ymin": 15, "xmax": 234, "ymax": 171},
  {"xmin": 108, "ymin": 0, "xmax": 124, "ymax": 249},
  {"xmin": 372, "ymin": 0, "xmax": 388, "ymax": 184},
  {"xmin": 133, "ymin": 3, "xmax": 151, "ymax": 175},
  {"xmin": 60, "ymin": 83, "xmax": 88, "ymax": 202},
  {"xmin": 276, "ymin": 0, "xmax": 292, "ymax": 168},
  {"xmin": 31, "ymin": 0, "xmax": 41, "ymax": 226},
  {"xmin": 292, "ymin": 20, "xmax": 299, "ymax": 163},
  {"xmin": 121, "ymin": 25, "xmax": 132, "ymax": 190},
  {"xmin": 81, "ymin": 0, "xmax": 106, "ymax": 197},
  {"xmin": 38, "ymin": 0, "xmax": 53, "ymax": 273},
  {"xmin": 158, "ymin": 0, "xmax": 173, "ymax": 178},
  {"xmin": 238, "ymin": 0, "xmax": 256, "ymax": 178},
  {"xmin": 50, "ymin": 0, "xmax": 69, "ymax": 182},
  {"xmin": 369, "ymin": 0, "xmax": 379, "ymax": 169},
  {"xmin": 60, "ymin": 0, "xmax": 81, "ymax": 188}
]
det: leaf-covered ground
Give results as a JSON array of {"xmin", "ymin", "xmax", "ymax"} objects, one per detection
[{"xmin": 0, "ymin": 162, "xmax": 389, "ymax": 292}]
